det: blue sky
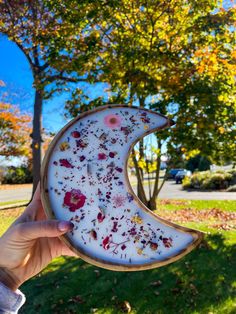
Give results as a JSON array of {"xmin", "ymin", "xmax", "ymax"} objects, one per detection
[
  {"xmin": 0, "ymin": 35, "xmax": 70, "ymax": 132},
  {"xmin": 0, "ymin": 35, "xmax": 108, "ymax": 133}
]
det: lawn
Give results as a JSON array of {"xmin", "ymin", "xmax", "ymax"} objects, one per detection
[{"xmin": 0, "ymin": 200, "xmax": 235, "ymax": 314}]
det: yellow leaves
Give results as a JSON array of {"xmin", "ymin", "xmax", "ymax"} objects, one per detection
[
  {"xmin": 218, "ymin": 127, "xmax": 225, "ymax": 134},
  {"xmin": 184, "ymin": 149, "xmax": 200, "ymax": 160},
  {"xmin": 137, "ymin": 158, "xmax": 146, "ymax": 169},
  {"xmin": 0, "ymin": 102, "xmax": 32, "ymax": 157},
  {"xmin": 151, "ymin": 147, "xmax": 161, "ymax": 156},
  {"xmin": 218, "ymin": 95, "xmax": 224, "ymax": 102}
]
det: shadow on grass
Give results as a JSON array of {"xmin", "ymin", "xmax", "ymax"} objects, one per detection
[{"xmin": 20, "ymin": 233, "xmax": 235, "ymax": 314}]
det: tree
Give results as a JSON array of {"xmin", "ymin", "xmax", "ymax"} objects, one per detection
[
  {"xmin": 0, "ymin": 101, "xmax": 31, "ymax": 158},
  {"xmin": 65, "ymin": 0, "xmax": 236, "ymax": 209},
  {"xmin": 186, "ymin": 154, "xmax": 211, "ymax": 172},
  {"xmin": 0, "ymin": 0, "xmax": 100, "ymax": 192}
]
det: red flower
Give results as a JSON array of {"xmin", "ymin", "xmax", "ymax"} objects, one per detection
[
  {"xmin": 79, "ymin": 155, "xmax": 86, "ymax": 162},
  {"xmin": 149, "ymin": 242, "xmax": 158, "ymax": 251},
  {"xmin": 97, "ymin": 212, "xmax": 105, "ymax": 223},
  {"xmin": 109, "ymin": 152, "xmax": 115, "ymax": 158},
  {"xmin": 115, "ymin": 167, "xmax": 123, "ymax": 173},
  {"xmin": 76, "ymin": 139, "xmax": 88, "ymax": 148},
  {"xmin": 102, "ymin": 236, "xmax": 110, "ymax": 250},
  {"xmin": 98, "ymin": 153, "xmax": 107, "ymax": 160},
  {"xmin": 59, "ymin": 159, "xmax": 74, "ymax": 168},
  {"xmin": 121, "ymin": 244, "xmax": 127, "ymax": 250},
  {"xmin": 163, "ymin": 237, "xmax": 173, "ymax": 248},
  {"xmin": 71, "ymin": 131, "xmax": 80, "ymax": 138},
  {"xmin": 63, "ymin": 189, "xmax": 86, "ymax": 212},
  {"xmin": 111, "ymin": 221, "xmax": 118, "ymax": 232},
  {"xmin": 90, "ymin": 229, "xmax": 97, "ymax": 240}
]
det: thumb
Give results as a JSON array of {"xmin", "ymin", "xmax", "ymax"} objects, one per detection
[{"xmin": 15, "ymin": 220, "xmax": 74, "ymax": 241}]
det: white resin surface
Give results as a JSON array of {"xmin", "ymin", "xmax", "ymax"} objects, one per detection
[{"xmin": 46, "ymin": 107, "xmax": 194, "ymax": 265}]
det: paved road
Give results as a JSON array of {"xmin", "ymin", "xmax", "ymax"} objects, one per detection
[
  {"xmin": 146, "ymin": 180, "xmax": 236, "ymax": 200},
  {"xmin": 0, "ymin": 180, "xmax": 236, "ymax": 203}
]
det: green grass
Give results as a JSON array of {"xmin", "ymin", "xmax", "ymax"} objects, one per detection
[
  {"xmin": 157, "ymin": 199, "xmax": 236, "ymax": 212},
  {"xmin": 0, "ymin": 200, "xmax": 235, "ymax": 314}
]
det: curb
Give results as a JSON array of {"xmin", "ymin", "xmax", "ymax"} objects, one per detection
[{"xmin": 0, "ymin": 201, "xmax": 29, "ymax": 210}]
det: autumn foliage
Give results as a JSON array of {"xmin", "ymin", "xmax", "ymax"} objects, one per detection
[{"xmin": 0, "ymin": 102, "xmax": 31, "ymax": 157}]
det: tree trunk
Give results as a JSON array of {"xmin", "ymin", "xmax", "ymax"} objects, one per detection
[
  {"xmin": 31, "ymin": 89, "xmax": 43, "ymax": 195},
  {"xmin": 132, "ymin": 149, "xmax": 148, "ymax": 207},
  {"xmin": 148, "ymin": 139, "xmax": 163, "ymax": 211}
]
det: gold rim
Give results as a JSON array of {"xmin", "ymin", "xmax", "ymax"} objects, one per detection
[{"xmin": 41, "ymin": 104, "xmax": 203, "ymax": 271}]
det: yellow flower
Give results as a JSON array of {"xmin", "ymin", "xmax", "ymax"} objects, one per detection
[
  {"xmin": 137, "ymin": 248, "xmax": 143, "ymax": 255},
  {"xmin": 59, "ymin": 141, "xmax": 70, "ymax": 151},
  {"xmin": 131, "ymin": 215, "xmax": 143, "ymax": 224}
]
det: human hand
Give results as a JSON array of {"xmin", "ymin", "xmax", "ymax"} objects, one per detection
[{"xmin": 0, "ymin": 184, "xmax": 76, "ymax": 291}]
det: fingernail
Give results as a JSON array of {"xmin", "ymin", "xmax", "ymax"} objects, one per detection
[{"xmin": 58, "ymin": 221, "xmax": 74, "ymax": 232}]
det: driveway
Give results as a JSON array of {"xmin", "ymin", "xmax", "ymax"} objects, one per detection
[{"xmin": 0, "ymin": 180, "xmax": 236, "ymax": 203}]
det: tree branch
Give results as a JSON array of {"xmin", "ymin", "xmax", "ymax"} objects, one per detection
[
  {"xmin": 44, "ymin": 75, "xmax": 90, "ymax": 83},
  {"xmin": 15, "ymin": 42, "xmax": 35, "ymax": 70}
]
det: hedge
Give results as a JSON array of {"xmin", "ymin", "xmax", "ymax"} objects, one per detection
[{"xmin": 182, "ymin": 170, "xmax": 236, "ymax": 190}]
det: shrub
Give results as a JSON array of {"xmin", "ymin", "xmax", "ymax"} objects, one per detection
[
  {"xmin": 2, "ymin": 166, "xmax": 32, "ymax": 184},
  {"xmin": 0, "ymin": 168, "xmax": 4, "ymax": 184},
  {"xmin": 182, "ymin": 170, "xmax": 234, "ymax": 190},
  {"xmin": 182, "ymin": 176, "xmax": 191, "ymax": 189},
  {"xmin": 227, "ymin": 185, "xmax": 236, "ymax": 192}
]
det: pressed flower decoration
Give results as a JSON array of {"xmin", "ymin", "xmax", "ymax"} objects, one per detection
[
  {"xmin": 44, "ymin": 106, "xmax": 202, "ymax": 271},
  {"xmin": 104, "ymin": 114, "xmax": 122, "ymax": 129},
  {"xmin": 63, "ymin": 189, "xmax": 86, "ymax": 212}
]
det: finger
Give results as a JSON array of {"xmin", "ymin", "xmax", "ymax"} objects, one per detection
[
  {"xmin": 15, "ymin": 184, "xmax": 46, "ymax": 225},
  {"xmin": 15, "ymin": 220, "xmax": 74, "ymax": 241},
  {"xmin": 61, "ymin": 244, "xmax": 78, "ymax": 257},
  {"xmin": 33, "ymin": 183, "xmax": 41, "ymax": 202}
]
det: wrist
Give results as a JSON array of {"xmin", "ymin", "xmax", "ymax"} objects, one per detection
[{"xmin": 0, "ymin": 267, "xmax": 21, "ymax": 291}]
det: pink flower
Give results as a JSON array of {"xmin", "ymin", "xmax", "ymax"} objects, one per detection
[
  {"xmin": 59, "ymin": 159, "xmax": 74, "ymax": 168},
  {"xmin": 63, "ymin": 189, "xmax": 86, "ymax": 212},
  {"xmin": 104, "ymin": 114, "xmax": 121, "ymax": 129},
  {"xmin": 98, "ymin": 153, "xmax": 107, "ymax": 160},
  {"xmin": 112, "ymin": 194, "xmax": 126, "ymax": 208}
]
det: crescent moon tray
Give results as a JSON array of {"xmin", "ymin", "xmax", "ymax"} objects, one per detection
[{"xmin": 41, "ymin": 105, "xmax": 203, "ymax": 271}]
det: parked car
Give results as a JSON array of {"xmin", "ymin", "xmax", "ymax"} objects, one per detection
[
  {"xmin": 167, "ymin": 168, "xmax": 184, "ymax": 180},
  {"xmin": 175, "ymin": 170, "xmax": 192, "ymax": 184}
]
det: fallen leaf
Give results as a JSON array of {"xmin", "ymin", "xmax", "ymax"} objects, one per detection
[
  {"xmin": 150, "ymin": 280, "xmax": 162, "ymax": 287},
  {"xmin": 120, "ymin": 301, "xmax": 132, "ymax": 313}
]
